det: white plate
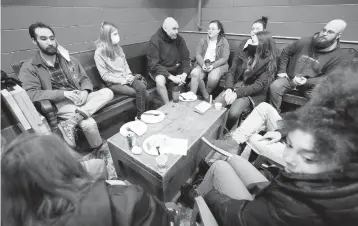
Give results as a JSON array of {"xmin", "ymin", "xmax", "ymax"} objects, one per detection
[
  {"xmin": 143, "ymin": 134, "xmax": 170, "ymax": 156},
  {"xmin": 179, "ymin": 92, "xmax": 198, "ymax": 102},
  {"xmin": 119, "ymin": 120, "xmax": 147, "ymax": 137},
  {"xmin": 141, "ymin": 110, "xmax": 165, "ymax": 124}
]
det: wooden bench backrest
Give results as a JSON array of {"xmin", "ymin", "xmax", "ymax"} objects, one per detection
[{"xmin": 11, "ymin": 46, "xmax": 150, "ymax": 91}]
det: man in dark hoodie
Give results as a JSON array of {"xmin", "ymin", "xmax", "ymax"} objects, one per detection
[
  {"xmin": 147, "ymin": 17, "xmax": 191, "ymax": 104},
  {"xmin": 269, "ymin": 19, "xmax": 347, "ymax": 111}
]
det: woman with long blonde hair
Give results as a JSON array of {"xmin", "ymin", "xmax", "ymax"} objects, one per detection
[{"xmin": 94, "ymin": 22, "xmax": 148, "ymax": 119}]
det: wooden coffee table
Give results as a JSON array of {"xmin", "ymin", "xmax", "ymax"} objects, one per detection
[{"xmin": 108, "ymin": 100, "xmax": 227, "ymax": 202}]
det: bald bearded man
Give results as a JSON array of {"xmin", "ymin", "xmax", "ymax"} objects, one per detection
[
  {"xmin": 147, "ymin": 17, "xmax": 191, "ymax": 104},
  {"xmin": 269, "ymin": 19, "xmax": 347, "ymax": 111}
]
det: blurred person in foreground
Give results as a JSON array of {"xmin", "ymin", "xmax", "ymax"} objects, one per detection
[
  {"xmin": 182, "ymin": 64, "xmax": 358, "ymax": 226},
  {"xmin": 1, "ymin": 134, "xmax": 172, "ymax": 226}
]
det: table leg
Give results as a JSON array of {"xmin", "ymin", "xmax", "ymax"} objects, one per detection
[{"xmin": 218, "ymin": 110, "xmax": 229, "ymax": 139}]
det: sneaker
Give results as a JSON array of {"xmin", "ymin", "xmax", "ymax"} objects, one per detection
[
  {"xmin": 180, "ymin": 183, "xmax": 199, "ymax": 209},
  {"xmin": 58, "ymin": 121, "xmax": 76, "ymax": 148}
]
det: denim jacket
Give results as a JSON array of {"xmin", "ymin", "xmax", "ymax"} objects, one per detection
[{"xmin": 195, "ymin": 35, "xmax": 230, "ymax": 69}]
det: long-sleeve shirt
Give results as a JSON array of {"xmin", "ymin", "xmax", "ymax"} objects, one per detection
[
  {"xmin": 94, "ymin": 46, "xmax": 133, "ymax": 85},
  {"xmin": 279, "ymin": 34, "xmax": 344, "ymax": 88}
]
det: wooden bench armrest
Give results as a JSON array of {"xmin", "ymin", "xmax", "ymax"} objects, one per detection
[
  {"xmin": 282, "ymin": 93, "xmax": 308, "ymax": 106},
  {"xmin": 33, "ymin": 100, "xmax": 58, "ymax": 132},
  {"xmin": 191, "ymin": 196, "xmax": 219, "ymax": 226},
  {"xmin": 201, "ymin": 137, "xmax": 233, "ymax": 159}
]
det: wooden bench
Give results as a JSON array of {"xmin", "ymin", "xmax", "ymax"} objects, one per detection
[{"xmin": 10, "ymin": 44, "xmax": 156, "ymax": 133}]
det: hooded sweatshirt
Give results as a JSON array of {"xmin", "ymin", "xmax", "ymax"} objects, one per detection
[{"xmin": 147, "ymin": 27, "xmax": 191, "ymax": 77}]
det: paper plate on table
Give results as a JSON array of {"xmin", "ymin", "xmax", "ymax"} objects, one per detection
[
  {"xmin": 143, "ymin": 134, "xmax": 171, "ymax": 156},
  {"xmin": 141, "ymin": 110, "xmax": 165, "ymax": 124},
  {"xmin": 119, "ymin": 120, "xmax": 147, "ymax": 137},
  {"xmin": 179, "ymin": 92, "xmax": 198, "ymax": 102}
]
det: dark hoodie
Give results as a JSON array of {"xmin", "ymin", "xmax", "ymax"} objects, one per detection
[
  {"xmin": 147, "ymin": 27, "xmax": 191, "ymax": 78},
  {"xmin": 205, "ymin": 163, "xmax": 358, "ymax": 226}
]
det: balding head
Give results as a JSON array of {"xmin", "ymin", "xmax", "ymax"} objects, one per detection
[
  {"xmin": 325, "ymin": 19, "xmax": 347, "ymax": 35},
  {"xmin": 162, "ymin": 17, "xmax": 179, "ymax": 39},
  {"xmin": 314, "ymin": 19, "xmax": 347, "ymax": 50}
]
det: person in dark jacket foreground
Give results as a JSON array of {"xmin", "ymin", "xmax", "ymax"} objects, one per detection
[
  {"xmin": 1, "ymin": 134, "xmax": 171, "ymax": 226},
  {"xmin": 147, "ymin": 17, "xmax": 191, "ymax": 104},
  {"xmin": 182, "ymin": 64, "xmax": 358, "ymax": 226}
]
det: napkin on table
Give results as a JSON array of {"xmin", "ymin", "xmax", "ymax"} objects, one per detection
[{"xmin": 161, "ymin": 138, "xmax": 188, "ymax": 156}]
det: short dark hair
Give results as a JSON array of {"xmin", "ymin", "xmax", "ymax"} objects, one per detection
[
  {"xmin": 253, "ymin": 16, "xmax": 268, "ymax": 29},
  {"xmin": 28, "ymin": 22, "xmax": 55, "ymax": 40}
]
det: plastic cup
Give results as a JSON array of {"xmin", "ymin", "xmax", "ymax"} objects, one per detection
[
  {"xmin": 156, "ymin": 154, "xmax": 168, "ymax": 173},
  {"xmin": 214, "ymin": 102, "xmax": 222, "ymax": 110},
  {"xmin": 172, "ymin": 86, "xmax": 180, "ymax": 103}
]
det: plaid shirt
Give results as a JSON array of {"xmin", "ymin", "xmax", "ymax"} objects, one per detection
[{"xmin": 44, "ymin": 55, "xmax": 77, "ymax": 91}]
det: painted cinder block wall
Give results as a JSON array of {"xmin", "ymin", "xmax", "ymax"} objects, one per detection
[
  {"xmin": 1, "ymin": 0, "xmax": 174, "ymax": 75},
  {"xmin": 172, "ymin": 0, "xmax": 358, "ymax": 56},
  {"xmin": 2, "ymin": 0, "xmax": 357, "ymax": 74}
]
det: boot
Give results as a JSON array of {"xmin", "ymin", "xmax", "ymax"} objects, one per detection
[
  {"xmin": 180, "ymin": 183, "xmax": 199, "ymax": 209},
  {"xmin": 58, "ymin": 113, "xmax": 84, "ymax": 148}
]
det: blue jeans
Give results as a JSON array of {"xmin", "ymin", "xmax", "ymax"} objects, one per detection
[
  {"xmin": 231, "ymin": 102, "xmax": 286, "ymax": 165},
  {"xmin": 109, "ymin": 79, "xmax": 148, "ymax": 117},
  {"xmin": 197, "ymin": 155, "xmax": 268, "ymax": 200},
  {"xmin": 190, "ymin": 64, "xmax": 228, "ymax": 96},
  {"xmin": 215, "ymin": 91, "xmax": 251, "ymax": 130},
  {"xmin": 269, "ymin": 77, "xmax": 313, "ymax": 111}
]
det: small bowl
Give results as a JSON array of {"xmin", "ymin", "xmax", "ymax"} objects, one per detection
[{"xmin": 214, "ymin": 102, "xmax": 223, "ymax": 110}]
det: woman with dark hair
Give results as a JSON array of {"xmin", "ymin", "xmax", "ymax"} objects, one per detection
[
  {"xmin": 95, "ymin": 22, "xmax": 148, "ymax": 120},
  {"xmin": 189, "ymin": 20, "xmax": 230, "ymax": 100},
  {"xmin": 251, "ymin": 16, "xmax": 268, "ymax": 36},
  {"xmin": 1, "ymin": 134, "xmax": 171, "ymax": 226},
  {"xmin": 181, "ymin": 65, "xmax": 358, "ymax": 226},
  {"xmin": 215, "ymin": 30, "xmax": 277, "ymax": 130}
]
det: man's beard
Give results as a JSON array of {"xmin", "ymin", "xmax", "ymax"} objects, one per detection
[
  {"xmin": 38, "ymin": 42, "xmax": 57, "ymax": 56},
  {"xmin": 313, "ymin": 34, "xmax": 337, "ymax": 50}
]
